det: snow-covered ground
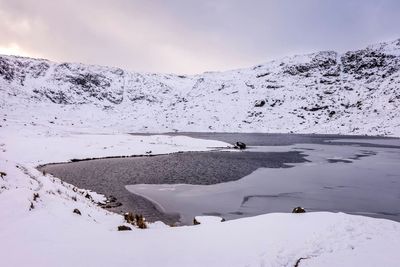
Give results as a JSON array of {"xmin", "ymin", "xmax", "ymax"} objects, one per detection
[
  {"xmin": 1, "ymin": 123, "xmax": 400, "ymax": 266},
  {"xmin": 1, "ymin": 38, "xmax": 400, "ymax": 266}
]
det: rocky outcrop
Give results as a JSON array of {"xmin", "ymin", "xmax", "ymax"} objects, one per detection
[
  {"xmin": 284, "ymin": 51, "xmax": 338, "ymax": 76},
  {"xmin": 292, "ymin": 207, "xmax": 306, "ymax": 213}
]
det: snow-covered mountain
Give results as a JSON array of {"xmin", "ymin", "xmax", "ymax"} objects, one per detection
[
  {"xmin": 1, "ymin": 39, "xmax": 399, "ymax": 136},
  {"xmin": 2, "ymin": 39, "xmax": 400, "ymax": 267}
]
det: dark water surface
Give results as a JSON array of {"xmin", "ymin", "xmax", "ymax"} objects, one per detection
[
  {"xmin": 40, "ymin": 133, "xmax": 400, "ymax": 224},
  {"xmin": 133, "ymin": 132, "xmax": 400, "ymax": 148},
  {"xmin": 40, "ymin": 150, "xmax": 309, "ymax": 224}
]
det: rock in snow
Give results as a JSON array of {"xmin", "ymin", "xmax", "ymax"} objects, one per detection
[
  {"xmin": 73, "ymin": 208, "xmax": 82, "ymax": 215},
  {"xmin": 292, "ymin": 207, "xmax": 307, "ymax": 213},
  {"xmin": 234, "ymin": 141, "xmax": 247, "ymax": 149}
]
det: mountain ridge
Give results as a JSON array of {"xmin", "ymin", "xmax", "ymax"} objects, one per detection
[{"xmin": 1, "ymin": 38, "xmax": 399, "ymax": 136}]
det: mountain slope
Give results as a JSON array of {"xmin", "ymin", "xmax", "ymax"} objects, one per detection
[{"xmin": 1, "ymin": 39, "xmax": 399, "ymax": 136}]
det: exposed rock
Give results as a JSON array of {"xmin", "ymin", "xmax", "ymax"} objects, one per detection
[
  {"xmin": 302, "ymin": 105, "xmax": 329, "ymax": 112},
  {"xmin": 256, "ymin": 72, "xmax": 270, "ymax": 78},
  {"xmin": 341, "ymin": 48, "xmax": 397, "ymax": 77},
  {"xmin": 33, "ymin": 193, "xmax": 39, "ymax": 201},
  {"xmin": 73, "ymin": 208, "xmax": 81, "ymax": 215},
  {"xmin": 266, "ymin": 84, "xmax": 283, "ymax": 89},
  {"xmin": 99, "ymin": 195, "xmax": 122, "ymax": 209},
  {"xmin": 292, "ymin": 207, "xmax": 306, "ymax": 213},
  {"xmin": 234, "ymin": 142, "xmax": 246, "ymax": 150},
  {"xmin": 118, "ymin": 225, "xmax": 132, "ymax": 231},
  {"xmin": 0, "ymin": 57, "xmax": 15, "ymax": 81},
  {"xmin": 284, "ymin": 51, "xmax": 338, "ymax": 76},
  {"xmin": 254, "ymin": 100, "xmax": 266, "ymax": 107}
]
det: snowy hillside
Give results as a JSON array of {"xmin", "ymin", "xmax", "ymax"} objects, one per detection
[
  {"xmin": 1, "ymin": 39, "xmax": 400, "ymax": 135},
  {"xmin": 1, "ymin": 39, "xmax": 400, "ymax": 266}
]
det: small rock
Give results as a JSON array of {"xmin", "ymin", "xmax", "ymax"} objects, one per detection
[
  {"xmin": 33, "ymin": 193, "xmax": 40, "ymax": 201},
  {"xmin": 101, "ymin": 202, "xmax": 122, "ymax": 209},
  {"xmin": 254, "ymin": 100, "xmax": 266, "ymax": 107},
  {"xmin": 193, "ymin": 218, "xmax": 200, "ymax": 225},
  {"xmin": 292, "ymin": 207, "xmax": 306, "ymax": 213},
  {"xmin": 99, "ymin": 195, "xmax": 122, "ymax": 209},
  {"xmin": 234, "ymin": 142, "xmax": 246, "ymax": 149},
  {"xmin": 73, "ymin": 208, "xmax": 81, "ymax": 215},
  {"xmin": 107, "ymin": 195, "xmax": 117, "ymax": 203},
  {"xmin": 118, "ymin": 225, "xmax": 132, "ymax": 231}
]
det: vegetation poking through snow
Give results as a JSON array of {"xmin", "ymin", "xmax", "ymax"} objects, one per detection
[{"xmin": 124, "ymin": 212, "xmax": 147, "ymax": 229}]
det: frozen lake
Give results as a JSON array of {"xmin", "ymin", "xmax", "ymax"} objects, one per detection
[{"xmin": 41, "ymin": 133, "xmax": 400, "ymax": 225}]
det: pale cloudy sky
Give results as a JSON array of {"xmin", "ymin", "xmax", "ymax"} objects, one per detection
[{"xmin": 0, "ymin": 0, "xmax": 399, "ymax": 74}]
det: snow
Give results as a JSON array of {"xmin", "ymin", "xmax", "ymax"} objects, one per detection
[
  {"xmin": 194, "ymin": 215, "xmax": 225, "ymax": 224},
  {"xmin": 1, "ymin": 38, "xmax": 399, "ymax": 136},
  {"xmin": 1, "ymin": 123, "xmax": 400, "ymax": 266},
  {"xmin": 2, "ymin": 197, "xmax": 400, "ymax": 267},
  {"xmin": 1, "ymin": 39, "xmax": 400, "ymax": 266}
]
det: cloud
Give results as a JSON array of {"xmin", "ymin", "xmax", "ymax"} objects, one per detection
[{"xmin": 0, "ymin": 0, "xmax": 399, "ymax": 74}]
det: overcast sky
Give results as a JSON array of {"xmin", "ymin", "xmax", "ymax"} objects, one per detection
[{"xmin": 0, "ymin": 0, "xmax": 399, "ymax": 74}]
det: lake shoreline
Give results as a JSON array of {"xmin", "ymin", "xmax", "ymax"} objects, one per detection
[{"xmin": 39, "ymin": 133, "xmax": 400, "ymax": 225}]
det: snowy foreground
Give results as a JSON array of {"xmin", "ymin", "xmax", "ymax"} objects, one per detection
[{"xmin": 1, "ymin": 124, "xmax": 400, "ymax": 267}]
